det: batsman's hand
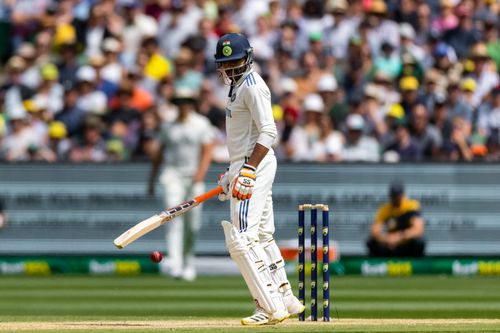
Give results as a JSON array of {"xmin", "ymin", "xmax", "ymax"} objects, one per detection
[
  {"xmin": 217, "ymin": 168, "xmax": 230, "ymax": 202},
  {"xmin": 232, "ymin": 163, "xmax": 256, "ymax": 200}
]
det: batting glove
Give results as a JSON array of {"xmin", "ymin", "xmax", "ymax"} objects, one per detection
[
  {"xmin": 232, "ymin": 163, "xmax": 256, "ymax": 201},
  {"xmin": 217, "ymin": 168, "xmax": 230, "ymax": 202}
]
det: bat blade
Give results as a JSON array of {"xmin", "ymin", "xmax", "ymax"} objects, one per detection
[{"xmin": 113, "ymin": 186, "xmax": 223, "ymax": 249}]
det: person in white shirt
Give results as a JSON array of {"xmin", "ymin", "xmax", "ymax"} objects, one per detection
[
  {"xmin": 148, "ymin": 87, "xmax": 215, "ymax": 281},
  {"xmin": 214, "ymin": 33, "xmax": 303, "ymax": 326}
]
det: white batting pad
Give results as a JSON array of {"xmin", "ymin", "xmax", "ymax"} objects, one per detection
[
  {"xmin": 262, "ymin": 238, "xmax": 291, "ymax": 294},
  {"xmin": 221, "ymin": 220, "xmax": 285, "ymax": 314}
]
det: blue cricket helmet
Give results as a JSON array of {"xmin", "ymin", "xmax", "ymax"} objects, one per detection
[{"xmin": 214, "ymin": 33, "xmax": 253, "ymax": 63}]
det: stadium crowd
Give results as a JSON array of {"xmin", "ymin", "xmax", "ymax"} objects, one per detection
[{"xmin": 0, "ymin": 0, "xmax": 499, "ymax": 163}]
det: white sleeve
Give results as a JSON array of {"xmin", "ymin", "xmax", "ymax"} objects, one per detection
[{"xmin": 244, "ymin": 85, "xmax": 277, "ymax": 149}]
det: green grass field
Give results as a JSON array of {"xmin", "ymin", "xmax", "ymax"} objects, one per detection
[{"xmin": 1, "ymin": 275, "xmax": 499, "ymax": 332}]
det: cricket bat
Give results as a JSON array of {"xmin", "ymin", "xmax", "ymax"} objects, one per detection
[{"xmin": 114, "ymin": 186, "xmax": 223, "ymax": 249}]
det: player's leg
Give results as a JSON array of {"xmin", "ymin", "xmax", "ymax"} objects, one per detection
[
  {"xmin": 160, "ymin": 168, "xmax": 186, "ymax": 278},
  {"xmin": 259, "ymin": 194, "xmax": 305, "ymax": 317},
  {"xmin": 182, "ymin": 181, "xmax": 205, "ymax": 281},
  {"xmin": 225, "ymin": 156, "xmax": 288, "ymax": 325},
  {"xmin": 222, "ymin": 220, "xmax": 288, "ymax": 325}
]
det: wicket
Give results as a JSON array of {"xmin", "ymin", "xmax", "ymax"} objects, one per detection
[{"xmin": 298, "ymin": 204, "xmax": 330, "ymax": 322}]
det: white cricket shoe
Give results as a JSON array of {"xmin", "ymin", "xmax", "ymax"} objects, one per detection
[
  {"xmin": 181, "ymin": 266, "xmax": 196, "ymax": 282},
  {"xmin": 241, "ymin": 302, "xmax": 289, "ymax": 326},
  {"xmin": 283, "ymin": 294, "xmax": 305, "ymax": 317}
]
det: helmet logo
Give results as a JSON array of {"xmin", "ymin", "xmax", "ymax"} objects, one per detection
[{"xmin": 222, "ymin": 45, "xmax": 232, "ymax": 57}]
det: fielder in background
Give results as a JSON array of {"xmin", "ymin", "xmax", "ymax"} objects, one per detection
[
  {"xmin": 148, "ymin": 87, "xmax": 215, "ymax": 281},
  {"xmin": 215, "ymin": 33, "xmax": 304, "ymax": 326},
  {"xmin": 367, "ymin": 181, "xmax": 426, "ymax": 257}
]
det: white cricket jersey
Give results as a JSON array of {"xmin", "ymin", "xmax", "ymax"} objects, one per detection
[
  {"xmin": 160, "ymin": 112, "xmax": 214, "ymax": 176},
  {"xmin": 224, "ymin": 70, "xmax": 277, "ymax": 162}
]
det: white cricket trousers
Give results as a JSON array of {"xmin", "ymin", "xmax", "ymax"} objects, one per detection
[
  {"xmin": 160, "ymin": 167, "xmax": 205, "ymax": 276},
  {"xmin": 228, "ymin": 154, "xmax": 277, "ymax": 241}
]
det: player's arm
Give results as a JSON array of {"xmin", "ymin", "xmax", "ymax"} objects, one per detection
[
  {"xmin": 148, "ymin": 144, "xmax": 164, "ymax": 196},
  {"xmin": 370, "ymin": 206, "xmax": 389, "ymax": 243},
  {"xmin": 401, "ymin": 215, "xmax": 424, "ymax": 241},
  {"xmin": 232, "ymin": 84, "xmax": 277, "ymax": 200}
]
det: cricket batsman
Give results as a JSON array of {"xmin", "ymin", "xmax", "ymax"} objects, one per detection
[{"xmin": 215, "ymin": 33, "xmax": 304, "ymax": 325}]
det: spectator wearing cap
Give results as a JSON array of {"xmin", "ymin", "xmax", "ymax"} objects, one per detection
[
  {"xmin": 374, "ymin": 40, "xmax": 401, "ymax": 79},
  {"xmin": 364, "ymin": 0, "xmax": 399, "ymax": 59},
  {"xmin": 100, "ymin": 37, "xmax": 124, "ymax": 85},
  {"xmin": 399, "ymin": 23, "xmax": 425, "ymax": 67},
  {"xmin": 308, "ymin": 31, "xmax": 334, "ymax": 71},
  {"xmin": 362, "ymin": 83, "xmax": 385, "ymax": 136},
  {"xmin": 410, "ymin": 104, "xmax": 442, "ymax": 159},
  {"xmin": 1, "ymin": 107, "xmax": 37, "ymax": 161},
  {"xmin": 443, "ymin": 4, "xmax": 481, "ymax": 59},
  {"xmin": 341, "ymin": 113, "xmax": 380, "ymax": 162},
  {"xmin": 432, "ymin": 42, "xmax": 458, "ymax": 77},
  {"xmin": 458, "ymin": 78, "xmax": 477, "ymax": 111},
  {"xmin": 399, "ymin": 53, "xmax": 424, "ymax": 83},
  {"xmin": 323, "ymin": 0, "xmax": 359, "ymax": 61},
  {"xmin": 317, "ymin": 74, "xmax": 348, "ymax": 127},
  {"xmin": 2, "ymin": 56, "xmax": 35, "ymax": 119},
  {"xmin": 379, "ymin": 103, "xmax": 404, "ymax": 149},
  {"xmin": 284, "ymin": 94, "xmax": 324, "ymax": 162},
  {"xmin": 37, "ymin": 63, "xmax": 64, "ymax": 115},
  {"xmin": 88, "ymin": 54, "xmax": 120, "ymax": 101},
  {"xmin": 69, "ymin": 115, "xmax": 107, "ymax": 162},
  {"xmin": 74, "ymin": 66, "xmax": 107, "ymax": 115},
  {"xmin": 384, "ymin": 116, "xmax": 421, "ymax": 162},
  {"xmin": 24, "ymin": 94, "xmax": 51, "ymax": 144},
  {"xmin": 469, "ymin": 43, "xmax": 500, "ymax": 108},
  {"xmin": 447, "ymin": 82, "xmax": 473, "ymax": 133},
  {"xmin": 399, "ymin": 76, "xmax": 420, "ymax": 115},
  {"xmin": 35, "ymin": 121, "xmax": 72, "ymax": 162},
  {"xmin": 367, "ymin": 181, "xmax": 426, "ymax": 257},
  {"xmin": 17, "ymin": 43, "xmax": 40, "ymax": 90}
]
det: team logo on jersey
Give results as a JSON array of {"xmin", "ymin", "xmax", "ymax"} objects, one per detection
[
  {"xmin": 231, "ymin": 93, "xmax": 236, "ymax": 102},
  {"xmin": 225, "ymin": 107, "xmax": 232, "ymax": 118},
  {"xmin": 223, "ymin": 45, "xmax": 232, "ymax": 57}
]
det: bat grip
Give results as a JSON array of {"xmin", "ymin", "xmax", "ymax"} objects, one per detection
[{"xmin": 194, "ymin": 186, "xmax": 223, "ymax": 203}]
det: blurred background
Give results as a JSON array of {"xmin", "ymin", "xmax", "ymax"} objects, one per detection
[{"xmin": 0, "ymin": 0, "xmax": 500, "ymax": 278}]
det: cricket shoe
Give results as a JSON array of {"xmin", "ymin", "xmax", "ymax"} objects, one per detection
[
  {"xmin": 241, "ymin": 302, "xmax": 289, "ymax": 326},
  {"xmin": 283, "ymin": 294, "xmax": 305, "ymax": 317}
]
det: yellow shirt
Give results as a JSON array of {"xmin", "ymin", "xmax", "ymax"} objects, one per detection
[
  {"xmin": 144, "ymin": 53, "xmax": 171, "ymax": 81},
  {"xmin": 375, "ymin": 197, "xmax": 421, "ymax": 232}
]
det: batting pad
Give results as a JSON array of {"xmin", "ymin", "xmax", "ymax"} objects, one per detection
[
  {"xmin": 221, "ymin": 220, "xmax": 285, "ymax": 314},
  {"xmin": 262, "ymin": 238, "xmax": 291, "ymax": 294}
]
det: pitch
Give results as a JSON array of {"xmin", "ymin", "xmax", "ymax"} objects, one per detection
[{"xmin": 0, "ymin": 275, "xmax": 499, "ymax": 332}]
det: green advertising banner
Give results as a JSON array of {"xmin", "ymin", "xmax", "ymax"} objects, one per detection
[{"xmin": 1, "ymin": 256, "xmax": 500, "ymax": 276}]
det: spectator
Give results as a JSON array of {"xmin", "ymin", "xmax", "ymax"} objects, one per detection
[
  {"xmin": 342, "ymin": 114, "xmax": 380, "ymax": 162},
  {"xmin": 74, "ymin": 66, "xmax": 107, "ymax": 115},
  {"xmin": 69, "ymin": 116, "xmax": 107, "ymax": 163},
  {"xmin": 367, "ymin": 181, "xmax": 425, "ymax": 257},
  {"xmin": 1, "ymin": 107, "xmax": 36, "ymax": 161},
  {"xmin": 410, "ymin": 104, "xmax": 442, "ymax": 159},
  {"xmin": 384, "ymin": 118, "xmax": 421, "ymax": 162}
]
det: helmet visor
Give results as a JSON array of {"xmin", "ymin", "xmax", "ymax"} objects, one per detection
[{"xmin": 216, "ymin": 57, "xmax": 250, "ymax": 86}]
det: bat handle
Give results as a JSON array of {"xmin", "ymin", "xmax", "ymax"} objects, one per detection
[{"xmin": 194, "ymin": 186, "xmax": 223, "ymax": 203}]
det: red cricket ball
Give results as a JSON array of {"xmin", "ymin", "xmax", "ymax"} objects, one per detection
[{"xmin": 150, "ymin": 251, "xmax": 163, "ymax": 263}]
